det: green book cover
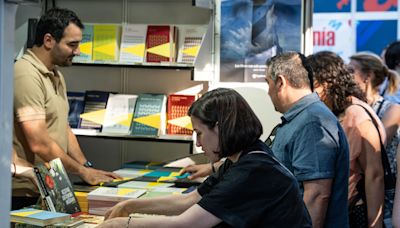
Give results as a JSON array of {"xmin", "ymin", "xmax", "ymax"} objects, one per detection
[
  {"xmin": 34, "ymin": 158, "xmax": 81, "ymax": 214},
  {"xmin": 73, "ymin": 23, "xmax": 93, "ymax": 62},
  {"xmin": 130, "ymin": 93, "xmax": 167, "ymax": 137}
]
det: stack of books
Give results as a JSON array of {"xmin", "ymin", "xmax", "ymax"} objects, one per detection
[{"xmin": 87, "ymin": 187, "xmax": 146, "ymax": 215}]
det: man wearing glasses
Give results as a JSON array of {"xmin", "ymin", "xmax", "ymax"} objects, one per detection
[{"xmin": 264, "ymin": 52, "xmax": 350, "ymax": 228}]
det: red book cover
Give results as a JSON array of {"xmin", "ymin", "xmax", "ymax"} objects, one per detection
[
  {"xmin": 167, "ymin": 94, "xmax": 196, "ymax": 135},
  {"xmin": 145, "ymin": 25, "xmax": 171, "ymax": 63}
]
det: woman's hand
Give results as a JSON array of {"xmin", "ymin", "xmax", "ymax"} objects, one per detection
[
  {"xmin": 181, "ymin": 163, "xmax": 213, "ymax": 179},
  {"xmin": 104, "ymin": 200, "xmax": 134, "ymax": 220},
  {"xmin": 96, "ymin": 217, "xmax": 128, "ymax": 228}
]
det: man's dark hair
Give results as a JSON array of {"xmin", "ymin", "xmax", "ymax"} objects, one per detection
[
  {"xmin": 188, "ymin": 88, "xmax": 263, "ymax": 158},
  {"xmin": 265, "ymin": 52, "xmax": 313, "ymax": 91},
  {"xmin": 384, "ymin": 41, "xmax": 400, "ymax": 70},
  {"xmin": 34, "ymin": 8, "xmax": 84, "ymax": 46},
  {"xmin": 307, "ymin": 51, "xmax": 366, "ymax": 116}
]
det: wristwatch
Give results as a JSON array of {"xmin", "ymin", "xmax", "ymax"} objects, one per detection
[{"xmin": 83, "ymin": 161, "xmax": 93, "ymax": 168}]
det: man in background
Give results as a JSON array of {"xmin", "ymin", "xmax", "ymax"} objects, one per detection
[
  {"xmin": 12, "ymin": 8, "xmax": 119, "ymax": 209},
  {"xmin": 264, "ymin": 52, "xmax": 349, "ymax": 228}
]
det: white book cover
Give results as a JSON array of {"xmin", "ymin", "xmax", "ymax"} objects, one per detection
[
  {"xmin": 119, "ymin": 24, "xmax": 147, "ymax": 63},
  {"xmin": 113, "ymin": 168, "xmax": 152, "ymax": 178},
  {"xmin": 102, "ymin": 94, "xmax": 138, "ymax": 134},
  {"xmin": 88, "ymin": 187, "xmax": 146, "ymax": 201},
  {"xmin": 177, "ymin": 25, "xmax": 207, "ymax": 64}
]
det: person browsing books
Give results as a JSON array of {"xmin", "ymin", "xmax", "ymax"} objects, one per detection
[
  {"xmin": 265, "ymin": 52, "xmax": 350, "ymax": 228},
  {"xmin": 97, "ymin": 88, "xmax": 312, "ymax": 228},
  {"xmin": 308, "ymin": 51, "xmax": 385, "ymax": 228},
  {"xmin": 12, "ymin": 8, "xmax": 120, "ymax": 209}
]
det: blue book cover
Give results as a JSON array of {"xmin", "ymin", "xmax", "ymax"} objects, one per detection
[
  {"xmin": 67, "ymin": 92, "xmax": 85, "ymax": 128},
  {"xmin": 78, "ymin": 90, "xmax": 112, "ymax": 130},
  {"xmin": 130, "ymin": 93, "xmax": 167, "ymax": 137},
  {"xmin": 11, "ymin": 208, "xmax": 70, "ymax": 226}
]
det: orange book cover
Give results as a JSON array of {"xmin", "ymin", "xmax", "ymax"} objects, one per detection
[
  {"xmin": 167, "ymin": 94, "xmax": 196, "ymax": 135},
  {"xmin": 145, "ymin": 25, "xmax": 171, "ymax": 63}
]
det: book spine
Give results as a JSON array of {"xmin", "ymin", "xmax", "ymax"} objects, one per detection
[{"xmin": 33, "ymin": 168, "xmax": 56, "ymax": 212}]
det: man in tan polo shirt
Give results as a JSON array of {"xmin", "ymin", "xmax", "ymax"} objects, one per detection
[{"xmin": 12, "ymin": 8, "xmax": 119, "ymax": 209}]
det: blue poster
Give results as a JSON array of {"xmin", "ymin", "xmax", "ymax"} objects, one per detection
[
  {"xmin": 314, "ymin": 0, "xmax": 351, "ymax": 13},
  {"xmin": 220, "ymin": 0, "xmax": 302, "ymax": 82},
  {"xmin": 356, "ymin": 20, "xmax": 397, "ymax": 54},
  {"xmin": 357, "ymin": 0, "xmax": 397, "ymax": 12}
]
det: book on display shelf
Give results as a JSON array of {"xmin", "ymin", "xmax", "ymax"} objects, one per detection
[
  {"xmin": 167, "ymin": 94, "xmax": 196, "ymax": 135},
  {"xmin": 130, "ymin": 93, "xmax": 167, "ymax": 137},
  {"xmin": 119, "ymin": 24, "xmax": 147, "ymax": 63},
  {"xmin": 93, "ymin": 24, "xmax": 121, "ymax": 62},
  {"xmin": 102, "ymin": 93, "xmax": 138, "ymax": 134},
  {"xmin": 78, "ymin": 90, "xmax": 112, "ymax": 131}
]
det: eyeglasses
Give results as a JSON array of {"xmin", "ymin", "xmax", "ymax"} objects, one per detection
[
  {"xmin": 297, "ymin": 52, "xmax": 314, "ymax": 92},
  {"xmin": 265, "ymin": 123, "xmax": 281, "ymax": 147}
]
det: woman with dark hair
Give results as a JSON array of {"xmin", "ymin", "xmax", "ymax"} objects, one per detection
[
  {"xmin": 97, "ymin": 88, "xmax": 311, "ymax": 228},
  {"xmin": 349, "ymin": 52, "xmax": 400, "ymax": 227},
  {"xmin": 308, "ymin": 51, "xmax": 385, "ymax": 228}
]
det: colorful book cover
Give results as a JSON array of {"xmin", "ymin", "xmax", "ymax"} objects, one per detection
[
  {"xmin": 130, "ymin": 93, "xmax": 167, "ymax": 137},
  {"xmin": 119, "ymin": 24, "xmax": 147, "ymax": 63},
  {"xmin": 34, "ymin": 158, "xmax": 81, "ymax": 214},
  {"xmin": 177, "ymin": 25, "xmax": 206, "ymax": 64},
  {"xmin": 121, "ymin": 161, "xmax": 166, "ymax": 170},
  {"xmin": 118, "ymin": 181, "xmax": 174, "ymax": 190},
  {"xmin": 167, "ymin": 94, "xmax": 195, "ymax": 135},
  {"xmin": 87, "ymin": 187, "xmax": 146, "ymax": 201},
  {"xmin": 11, "ymin": 208, "xmax": 71, "ymax": 227},
  {"xmin": 93, "ymin": 24, "xmax": 120, "ymax": 62},
  {"xmin": 67, "ymin": 92, "xmax": 85, "ymax": 129},
  {"xmin": 78, "ymin": 91, "xmax": 112, "ymax": 130},
  {"xmin": 73, "ymin": 24, "xmax": 93, "ymax": 62},
  {"xmin": 145, "ymin": 25, "xmax": 172, "ymax": 63},
  {"xmin": 102, "ymin": 94, "xmax": 138, "ymax": 134}
]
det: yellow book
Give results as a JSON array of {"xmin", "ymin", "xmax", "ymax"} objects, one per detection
[{"xmin": 93, "ymin": 24, "xmax": 120, "ymax": 62}]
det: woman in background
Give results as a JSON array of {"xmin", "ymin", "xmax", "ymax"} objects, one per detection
[
  {"xmin": 308, "ymin": 51, "xmax": 385, "ymax": 228},
  {"xmin": 349, "ymin": 52, "xmax": 400, "ymax": 227}
]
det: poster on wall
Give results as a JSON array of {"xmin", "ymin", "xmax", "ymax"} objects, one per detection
[
  {"xmin": 219, "ymin": 0, "xmax": 302, "ymax": 82},
  {"xmin": 313, "ymin": 17, "xmax": 354, "ymax": 61},
  {"xmin": 356, "ymin": 0, "xmax": 397, "ymax": 12},
  {"xmin": 314, "ymin": 0, "xmax": 351, "ymax": 12},
  {"xmin": 356, "ymin": 19, "xmax": 397, "ymax": 54}
]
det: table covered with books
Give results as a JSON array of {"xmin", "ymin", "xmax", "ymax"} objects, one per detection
[{"xmin": 11, "ymin": 158, "xmax": 205, "ymax": 227}]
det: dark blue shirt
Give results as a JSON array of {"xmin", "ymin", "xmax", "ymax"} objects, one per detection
[
  {"xmin": 198, "ymin": 140, "xmax": 312, "ymax": 228},
  {"xmin": 271, "ymin": 93, "xmax": 349, "ymax": 228}
]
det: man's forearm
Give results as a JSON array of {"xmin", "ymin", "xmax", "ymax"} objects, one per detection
[
  {"xmin": 303, "ymin": 179, "xmax": 332, "ymax": 228},
  {"xmin": 66, "ymin": 126, "xmax": 87, "ymax": 165},
  {"xmin": 303, "ymin": 196, "xmax": 329, "ymax": 228},
  {"xmin": 32, "ymin": 138, "xmax": 86, "ymax": 176}
]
